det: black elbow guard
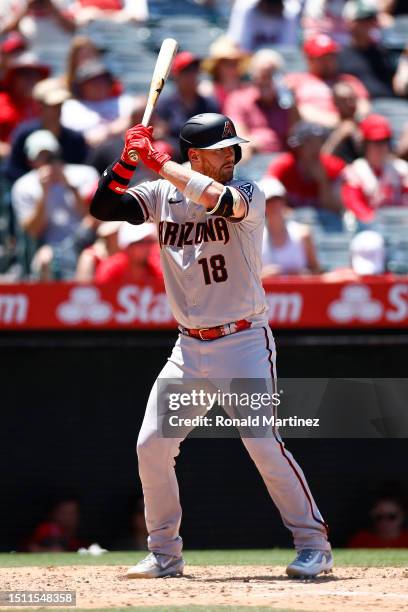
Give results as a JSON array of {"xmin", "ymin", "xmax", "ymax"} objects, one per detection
[
  {"xmin": 90, "ymin": 161, "xmax": 145, "ymax": 225},
  {"xmin": 207, "ymin": 187, "xmax": 233, "ymax": 217},
  {"xmin": 206, "ymin": 186, "xmax": 239, "ymax": 218}
]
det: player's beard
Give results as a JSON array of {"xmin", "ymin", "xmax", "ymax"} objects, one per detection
[{"xmin": 200, "ymin": 158, "xmax": 234, "ymax": 183}]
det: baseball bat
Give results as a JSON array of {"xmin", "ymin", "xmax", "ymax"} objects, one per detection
[{"xmin": 128, "ymin": 37, "xmax": 179, "ymax": 162}]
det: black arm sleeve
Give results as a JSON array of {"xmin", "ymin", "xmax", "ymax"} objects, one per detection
[{"xmin": 89, "ymin": 161, "xmax": 145, "ymax": 225}]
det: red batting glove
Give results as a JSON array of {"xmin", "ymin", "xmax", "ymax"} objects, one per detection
[{"xmin": 122, "ymin": 124, "xmax": 171, "ymax": 173}]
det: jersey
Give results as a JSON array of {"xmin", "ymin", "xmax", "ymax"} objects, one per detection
[{"xmin": 127, "ymin": 178, "xmax": 268, "ymax": 329}]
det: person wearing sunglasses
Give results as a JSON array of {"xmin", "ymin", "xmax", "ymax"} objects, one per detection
[{"xmin": 348, "ymin": 495, "xmax": 408, "ymax": 547}]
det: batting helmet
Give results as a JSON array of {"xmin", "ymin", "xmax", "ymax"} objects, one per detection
[{"xmin": 179, "ymin": 113, "xmax": 248, "ymax": 163}]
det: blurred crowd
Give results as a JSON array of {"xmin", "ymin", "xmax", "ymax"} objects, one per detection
[
  {"xmin": 16, "ymin": 483, "xmax": 408, "ymax": 552},
  {"xmin": 1, "ymin": 0, "xmax": 408, "ymax": 283}
]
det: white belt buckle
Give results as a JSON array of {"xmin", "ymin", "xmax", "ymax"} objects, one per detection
[{"xmin": 198, "ymin": 328, "xmax": 210, "ymax": 340}]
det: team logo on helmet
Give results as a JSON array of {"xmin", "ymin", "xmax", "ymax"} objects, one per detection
[{"xmin": 222, "ymin": 120, "xmax": 234, "ymax": 138}]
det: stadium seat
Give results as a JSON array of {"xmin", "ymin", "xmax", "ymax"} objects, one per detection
[
  {"xmin": 149, "ymin": 0, "xmax": 220, "ymax": 21},
  {"xmin": 372, "ymin": 208, "xmax": 408, "ymax": 274},
  {"xmin": 382, "ymin": 16, "xmax": 408, "ymax": 51},
  {"xmin": 235, "ymin": 154, "xmax": 276, "ymax": 182},
  {"xmin": 152, "ymin": 17, "xmax": 223, "ymax": 56},
  {"xmin": 288, "ymin": 207, "xmax": 318, "ymax": 227},
  {"xmin": 373, "ymin": 207, "xmax": 408, "ymax": 239},
  {"xmin": 273, "ymin": 45, "xmax": 306, "ymax": 73},
  {"xmin": 386, "ymin": 238, "xmax": 408, "ymax": 274},
  {"xmin": 314, "ymin": 233, "xmax": 351, "ymax": 272}
]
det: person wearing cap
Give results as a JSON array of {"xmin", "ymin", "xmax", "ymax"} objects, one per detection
[
  {"xmin": 266, "ymin": 120, "xmax": 346, "ymax": 231},
  {"xmin": 75, "ymin": 220, "xmax": 121, "ymax": 282},
  {"xmin": 5, "ymin": 77, "xmax": 88, "ymax": 183},
  {"xmin": 0, "ymin": 31, "xmax": 27, "ymax": 86},
  {"xmin": 341, "ymin": 114, "xmax": 408, "ymax": 224},
  {"xmin": 0, "ymin": 0, "xmax": 75, "ymax": 49},
  {"xmin": 0, "ymin": 51, "xmax": 50, "ymax": 153},
  {"xmin": 260, "ymin": 177, "xmax": 320, "ymax": 276},
  {"xmin": 224, "ymin": 49, "xmax": 298, "ymax": 156},
  {"xmin": 199, "ymin": 35, "xmax": 249, "ymax": 112},
  {"xmin": 285, "ymin": 33, "xmax": 370, "ymax": 128},
  {"xmin": 337, "ymin": 0, "xmax": 396, "ymax": 98},
  {"xmin": 349, "ymin": 230, "xmax": 385, "ymax": 275},
  {"xmin": 155, "ymin": 51, "xmax": 219, "ymax": 157},
  {"xmin": 94, "ymin": 222, "xmax": 162, "ymax": 285},
  {"xmin": 60, "ymin": 59, "xmax": 135, "ymax": 148},
  {"xmin": 63, "ymin": 35, "xmax": 114, "ymax": 96},
  {"xmin": 11, "ymin": 128, "xmax": 99, "ymax": 279},
  {"xmin": 227, "ymin": 0, "xmax": 299, "ymax": 52}
]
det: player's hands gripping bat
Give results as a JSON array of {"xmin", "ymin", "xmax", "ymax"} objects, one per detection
[
  {"xmin": 122, "ymin": 125, "xmax": 171, "ymax": 172},
  {"xmin": 124, "ymin": 38, "xmax": 178, "ymax": 167}
]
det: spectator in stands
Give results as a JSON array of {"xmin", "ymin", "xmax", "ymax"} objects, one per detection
[
  {"xmin": 95, "ymin": 222, "xmax": 162, "ymax": 284},
  {"xmin": 260, "ymin": 176, "xmax": 320, "ymax": 276},
  {"xmin": 76, "ymin": 220, "xmax": 120, "ymax": 281},
  {"xmin": 302, "ymin": 0, "xmax": 350, "ymax": 45},
  {"xmin": 69, "ymin": 0, "xmax": 149, "ymax": 26},
  {"xmin": 378, "ymin": 0, "xmax": 408, "ymax": 23},
  {"xmin": 337, "ymin": 0, "xmax": 396, "ymax": 98},
  {"xmin": 200, "ymin": 35, "xmax": 249, "ymax": 113},
  {"xmin": 0, "ymin": 0, "xmax": 75, "ymax": 50},
  {"xmin": 25, "ymin": 497, "xmax": 84, "ymax": 552},
  {"xmin": 5, "ymin": 77, "xmax": 88, "ymax": 183},
  {"xmin": 397, "ymin": 123, "xmax": 408, "ymax": 161},
  {"xmin": 266, "ymin": 121, "xmax": 345, "ymax": 231},
  {"xmin": 61, "ymin": 59, "xmax": 134, "ymax": 147},
  {"xmin": 155, "ymin": 52, "xmax": 219, "ymax": 157},
  {"xmin": 322, "ymin": 228, "xmax": 386, "ymax": 280},
  {"xmin": 348, "ymin": 495, "xmax": 408, "ymax": 548},
  {"xmin": 224, "ymin": 49, "xmax": 298, "ymax": 156},
  {"xmin": 350, "ymin": 230, "xmax": 386, "ymax": 275},
  {"xmin": 63, "ymin": 35, "xmax": 107, "ymax": 95},
  {"xmin": 341, "ymin": 114, "xmax": 408, "ymax": 224},
  {"xmin": 227, "ymin": 0, "xmax": 299, "ymax": 52},
  {"xmin": 87, "ymin": 97, "xmax": 173, "ymax": 184},
  {"xmin": 0, "ymin": 52, "xmax": 50, "ymax": 156},
  {"xmin": 0, "ymin": 30, "xmax": 27, "ymax": 85},
  {"xmin": 393, "ymin": 45, "xmax": 408, "ymax": 98},
  {"xmin": 11, "ymin": 129, "xmax": 98, "ymax": 280},
  {"xmin": 285, "ymin": 33, "xmax": 370, "ymax": 128},
  {"xmin": 322, "ymin": 81, "xmax": 363, "ymax": 163}
]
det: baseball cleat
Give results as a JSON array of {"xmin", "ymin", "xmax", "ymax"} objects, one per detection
[
  {"xmin": 125, "ymin": 552, "xmax": 185, "ymax": 579},
  {"xmin": 286, "ymin": 549, "xmax": 334, "ymax": 578}
]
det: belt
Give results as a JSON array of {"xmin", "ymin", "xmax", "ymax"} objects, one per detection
[{"xmin": 179, "ymin": 319, "xmax": 252, "ymax": 341}]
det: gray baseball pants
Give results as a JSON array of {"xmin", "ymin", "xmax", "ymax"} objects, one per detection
[{"xmin": 136, "ymin": 325, "xmax": 331, "ymax": 557}]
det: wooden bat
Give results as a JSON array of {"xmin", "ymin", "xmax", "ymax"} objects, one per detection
[{"xmin": 128, "ymin": 37, "xmax": 179, "ymax": 162}]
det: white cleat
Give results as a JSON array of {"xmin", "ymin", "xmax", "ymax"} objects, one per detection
[
  {"xmin": 126, "ymin": 552, "xmax": 185, "ymax": 579},
  {"xmin": 286, "ymin": 549, "xmax": 334, "ymax": 578}
]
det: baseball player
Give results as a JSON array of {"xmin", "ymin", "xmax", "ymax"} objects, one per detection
[{"xmin": 90, "ymin": 113, "xmax": 333, "ymax": 578}]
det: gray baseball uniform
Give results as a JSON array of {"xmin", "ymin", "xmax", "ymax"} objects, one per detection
[{"xmin": 127, "ymin": 178, "xmax": 330, "ymax": 556}]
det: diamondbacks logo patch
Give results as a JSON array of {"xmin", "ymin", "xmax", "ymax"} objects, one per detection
[
  {"xmin": 222, "ymin": 120, "xmax": 235, "ymax": 138},
  {"xmin": 237, "ymin": 182, "xmax": 254, "ymax": 202}
]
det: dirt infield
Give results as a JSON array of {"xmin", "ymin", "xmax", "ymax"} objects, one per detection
[{"xmin": 1, "ymin": 565, "xmax": 408, "ymax": 611}]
